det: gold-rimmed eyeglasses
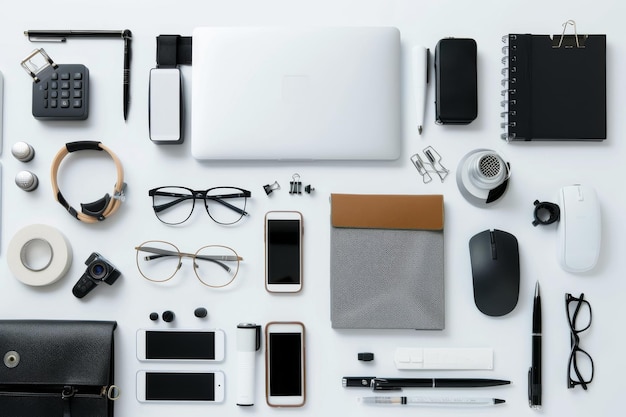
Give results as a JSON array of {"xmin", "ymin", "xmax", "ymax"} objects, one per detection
[{"xmin": 135, "ymin": 240, "xmax": 242, "ymax": 288}]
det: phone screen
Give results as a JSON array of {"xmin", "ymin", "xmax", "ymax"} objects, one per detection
[
  {"xmin": 145, "ymin": 331, "xmax": 215, "ymax": 360},
  {"xmin": 268, "ymin": 332, "xmax": 303, "ymax": 396},
  {"xmin": 267, "ymin": 219, "xmax": 301, "ymax": 285},
  {"xmin": 145, "ymin": 372, "xmax": 216, "ymax": 401}
]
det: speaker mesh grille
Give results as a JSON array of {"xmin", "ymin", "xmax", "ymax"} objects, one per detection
[{"xmin": 478, "ymin": 154, "xmax": 502, "ymax": 178}]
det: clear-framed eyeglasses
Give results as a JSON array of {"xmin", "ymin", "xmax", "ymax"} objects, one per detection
[
  {"xmin": 135, "ymin": 240, "xmax": 242, "ymax": 288},
  {"xmin": 148, "ymin": 186, "xmax": 251, "ymax": 225}
]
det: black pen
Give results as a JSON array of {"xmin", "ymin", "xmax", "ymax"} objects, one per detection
[
  {"xmin": 343, "ymin": 377, "xmax": 511, "ymax": 390},
  {"xmin": 528, "ymin": 281, "xmax": 542, "ymax": 409},
  {"xmin": 122, "ymin": 30, "xmax": 131, "ymax": 121},
  {"xmin": 24, "ymin": 29, "xmax": 132, "ymax": 121}
]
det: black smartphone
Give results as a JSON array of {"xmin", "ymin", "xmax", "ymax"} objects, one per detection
[
  {"xmin": 136, "ymin": 371, "xmax": 224, "ymax": 402},
  {"xmin": 265, "ymin": 321, "xmax": 306, "ymax": 407},
  {"xmin": 136, "ymin": 329, "xmax": 225, "ymax": 361},
  {"xmin": 264, "ymin": 211, "xmax": 303, "ymax": 293}
]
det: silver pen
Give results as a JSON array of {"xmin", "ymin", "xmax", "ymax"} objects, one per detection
[
  {"xmin": 359, "ymin": 396, "xmax": 505, "ymax": 406},
  {"xmin": 412, "ymin": 46, "xmax": 430, "ymax": 135}
]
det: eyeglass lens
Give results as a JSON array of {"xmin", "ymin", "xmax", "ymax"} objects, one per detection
[
  {"xmin": 136, "ymin": 241, "xmax": 240, "ymax": 288},
  {"xmin": 566, "ymin": 293, "xmax": 593, "ymax": 389},
  {"xmin": 205, "ymin": 187, "xmax": 248, "ymax": 225},
  {"xmin": 150, "ymin": 187, "xmax": 248, "ymax": 225}
]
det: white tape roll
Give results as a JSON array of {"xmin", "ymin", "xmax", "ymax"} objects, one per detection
[{"xmin": 7, "ymin": 224, "xmax": 73, "ymax": 286}]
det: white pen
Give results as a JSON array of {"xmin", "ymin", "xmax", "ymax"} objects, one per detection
[
  {"xmin": 412, "ymin": 46, "xmax": 430, "ymax": 135},
  {"xmin": 358, "ymin": 396, "xmax": 505, "ymax": 407}
]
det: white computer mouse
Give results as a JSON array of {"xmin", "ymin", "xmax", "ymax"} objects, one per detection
[{"xmin": 557, "ymin": 184, "xmax": 601, "ymax": 273}]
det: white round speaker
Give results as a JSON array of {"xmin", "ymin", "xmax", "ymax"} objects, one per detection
[{"xmin": 456, "ymin": 149, "xmax": 511, "ymax": 207}]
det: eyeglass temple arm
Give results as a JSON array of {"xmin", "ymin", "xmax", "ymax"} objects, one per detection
[
  {"xmin": 136, "ymin": 246, "xmax": 237, "ymax": 272},
  {"xmin": 151, "ymin": 193, "xmax": 195, "ymax": 214},
  {"xmin": 205, "ymin": 195, "xmax": 249, "ymax": 216}
]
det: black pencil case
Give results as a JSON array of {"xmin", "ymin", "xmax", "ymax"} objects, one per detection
[
  {"xmin": 0, "ymin": 320, "xmax": 118, "ymax": 417},
  {"xmin": 434, "ymin": 38, "xmax": 478, "ymax": 125}
]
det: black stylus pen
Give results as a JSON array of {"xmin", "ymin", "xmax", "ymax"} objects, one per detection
[
  {"xmin": 343, "ymin": 377, "xmax": 511, "ymax": 390},
  {"xmin": 528, "ymin": 281, "xmax": 542, "ymax": 409},
  {"xmin": 24, "ymin": 29, "xmax": 132, "ymax": 121}
]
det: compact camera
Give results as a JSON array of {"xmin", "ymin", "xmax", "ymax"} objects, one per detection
[{"xmin": 72, "ymin": 252, "xmax": 121, "ymax": 298}]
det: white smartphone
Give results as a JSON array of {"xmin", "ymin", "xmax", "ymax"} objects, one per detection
[
  {"xmin": 136, "ymin": 371, "xmax": 225, "ymax": 402},
  {"xmin": 265, "ymin": 321, "xmax": 306, "ymax": 407},
  {"xmin": 136, "ymin": 329, "xmax": 225, "ymax": 361},
  {"xmin": 264, "ymin": 211, "xmax": 303, "ymax": 293}
]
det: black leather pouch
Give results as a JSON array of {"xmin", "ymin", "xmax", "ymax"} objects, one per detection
[
  {"xmin": 0, "ymin": 320, "xmax": 118, "ymax": 417},
  {"xmin": 435, "ymin": 38, "xmax": 478, "ymax": 124}
]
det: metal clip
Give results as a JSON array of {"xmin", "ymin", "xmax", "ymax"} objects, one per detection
[
  {"xmin": 263, "ymin": 181, "xmax": 280, "ymax": 195},
  {"xmin": 410, "ymin": 154, "xmax": 433, "ymax": 183},
  {"xmin": 553, "ymin": 20, "xmax": 587, "ymax": 48},
  {"xmin": 20, "ymin": 48, "xmax": 58, "ymax": 82},
  {"xmin": 289, "ymin": 173, "xmax": 302, "ymax": 194},
  {"xmin": 423, "ymin": 146, "xmax": 449, "ymax": 182}
]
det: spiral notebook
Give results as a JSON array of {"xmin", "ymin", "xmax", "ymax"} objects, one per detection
[{"xmin": 501, "ymin": 28, "xmax": 606, "ymax": 141}]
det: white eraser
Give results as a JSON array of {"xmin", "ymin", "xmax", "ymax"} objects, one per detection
[{"xmin": 395, "ymin": 348, "xmax": 493, "ymax": 370}]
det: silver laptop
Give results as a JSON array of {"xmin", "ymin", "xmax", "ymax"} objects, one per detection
[{"xmin": 191, "ymin": 26, "xmax": 401, "ymax": 161}]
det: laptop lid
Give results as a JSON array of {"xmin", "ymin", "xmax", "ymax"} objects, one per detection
[{"xmin": 191, "ymin": 26, "xmax": 401, "ymax": 161}]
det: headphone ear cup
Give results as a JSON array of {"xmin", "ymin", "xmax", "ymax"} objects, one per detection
[{"xmin": 81, "ymin": 194, "xmax": 112, "ymax": 220}]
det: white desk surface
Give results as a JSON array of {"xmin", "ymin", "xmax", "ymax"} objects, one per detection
[{"xmin": 1, "ymin": 1, "xmax": 624, "ymax": 416}]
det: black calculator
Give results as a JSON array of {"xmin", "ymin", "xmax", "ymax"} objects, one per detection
[{"xmin": 22, "ymin": 49, "xmax": 89, "ymax": 120}]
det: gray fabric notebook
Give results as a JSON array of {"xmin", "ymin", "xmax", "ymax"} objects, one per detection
[{"xmin": 330, "ymin": 194, "xmax": 444, "ymax": 330}]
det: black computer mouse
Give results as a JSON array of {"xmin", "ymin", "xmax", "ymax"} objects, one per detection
[{"xmin": 469, "ymin": 229, "xmax": 520, "ymax": 317}]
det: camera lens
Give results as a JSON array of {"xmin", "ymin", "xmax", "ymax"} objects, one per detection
[{"xmin": 89, "ymin": 262, "xmax": 107, "ymax": 280}]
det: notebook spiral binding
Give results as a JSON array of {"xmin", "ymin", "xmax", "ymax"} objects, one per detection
[{"xmin": 500, "ymin": 35, "xmax": 517, "ymax": 141}]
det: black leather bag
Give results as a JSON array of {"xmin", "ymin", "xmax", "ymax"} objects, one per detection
[{"xmin": 0, "ymin": 320, "xmax": 118, "ymax": 417}]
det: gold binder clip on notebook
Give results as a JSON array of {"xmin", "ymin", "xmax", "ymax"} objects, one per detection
[{"xmin": 553, "ymin": 20, "xmax": 587, "ymax": 48}]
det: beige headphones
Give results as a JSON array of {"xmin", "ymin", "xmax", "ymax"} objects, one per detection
[{"xmin": 51, "ymin": 141, "xmax": 126, "ymax": 223}]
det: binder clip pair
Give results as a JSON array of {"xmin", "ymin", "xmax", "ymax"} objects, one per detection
[
  {"xmin": 410, "ymin": 146, "xmax": 449, "ymax": 183},
  {"xmin": 289, "ymin": 173, "xmax": 314, "ymax": 195},
  {"xmin": 263, "ymin": 174, "xmax": 315, "ymax": 196}
]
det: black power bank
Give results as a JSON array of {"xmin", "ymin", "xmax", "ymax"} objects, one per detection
[{"xmin": 434, "ymin": 38, "xmax": 477, "ymax": 124}]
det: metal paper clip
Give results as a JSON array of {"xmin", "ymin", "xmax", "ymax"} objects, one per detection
[
  {"xmin": 410, "ymin": 154, "xmax": 433, "ymax": 183},
  {"xmin": 423, "ymin": 146, "xmax": 449, "ymax": 182},
  {"xmin": 553, "ymin": 20, "xmax": 587, "ymax": 49}
]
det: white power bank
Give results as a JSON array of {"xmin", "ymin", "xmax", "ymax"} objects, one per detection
[
  {"xmin": 557, "ymin": 184, "xmax": 601, "ymax": 273},
  {"xmin": 149, "ymin": 68, "xmax": 182, "ymax": 143},
  {"xmin": 0, "ymin": 70, "xmax": 4, "ymax": 155}
]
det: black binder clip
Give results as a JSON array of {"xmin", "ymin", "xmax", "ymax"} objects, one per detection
[
  {"xmin": 263, "ymin": 181, "xmax": 280, "ymax": 196},
  {"xmin": 289, "ymin": 174, "xmax": 302, "ymax": 194}
]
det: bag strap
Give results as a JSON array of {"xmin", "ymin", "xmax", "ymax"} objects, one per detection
[{"xmin": 62, "ymin": 386, "xmax": 74, "ymax": 417}]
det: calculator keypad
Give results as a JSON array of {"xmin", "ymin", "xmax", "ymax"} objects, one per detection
[{"xmin": 32, "ymin": 64, "xmax": 89, "ymax": 120}]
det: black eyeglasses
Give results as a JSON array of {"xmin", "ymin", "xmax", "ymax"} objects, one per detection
[
  {"xmin": 565, "ymin": 293, "xmax": 594, "ymax": 390},
  {"xmin": 148, "ymin": 186, "xmax": 251, "ymax": 225}
]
